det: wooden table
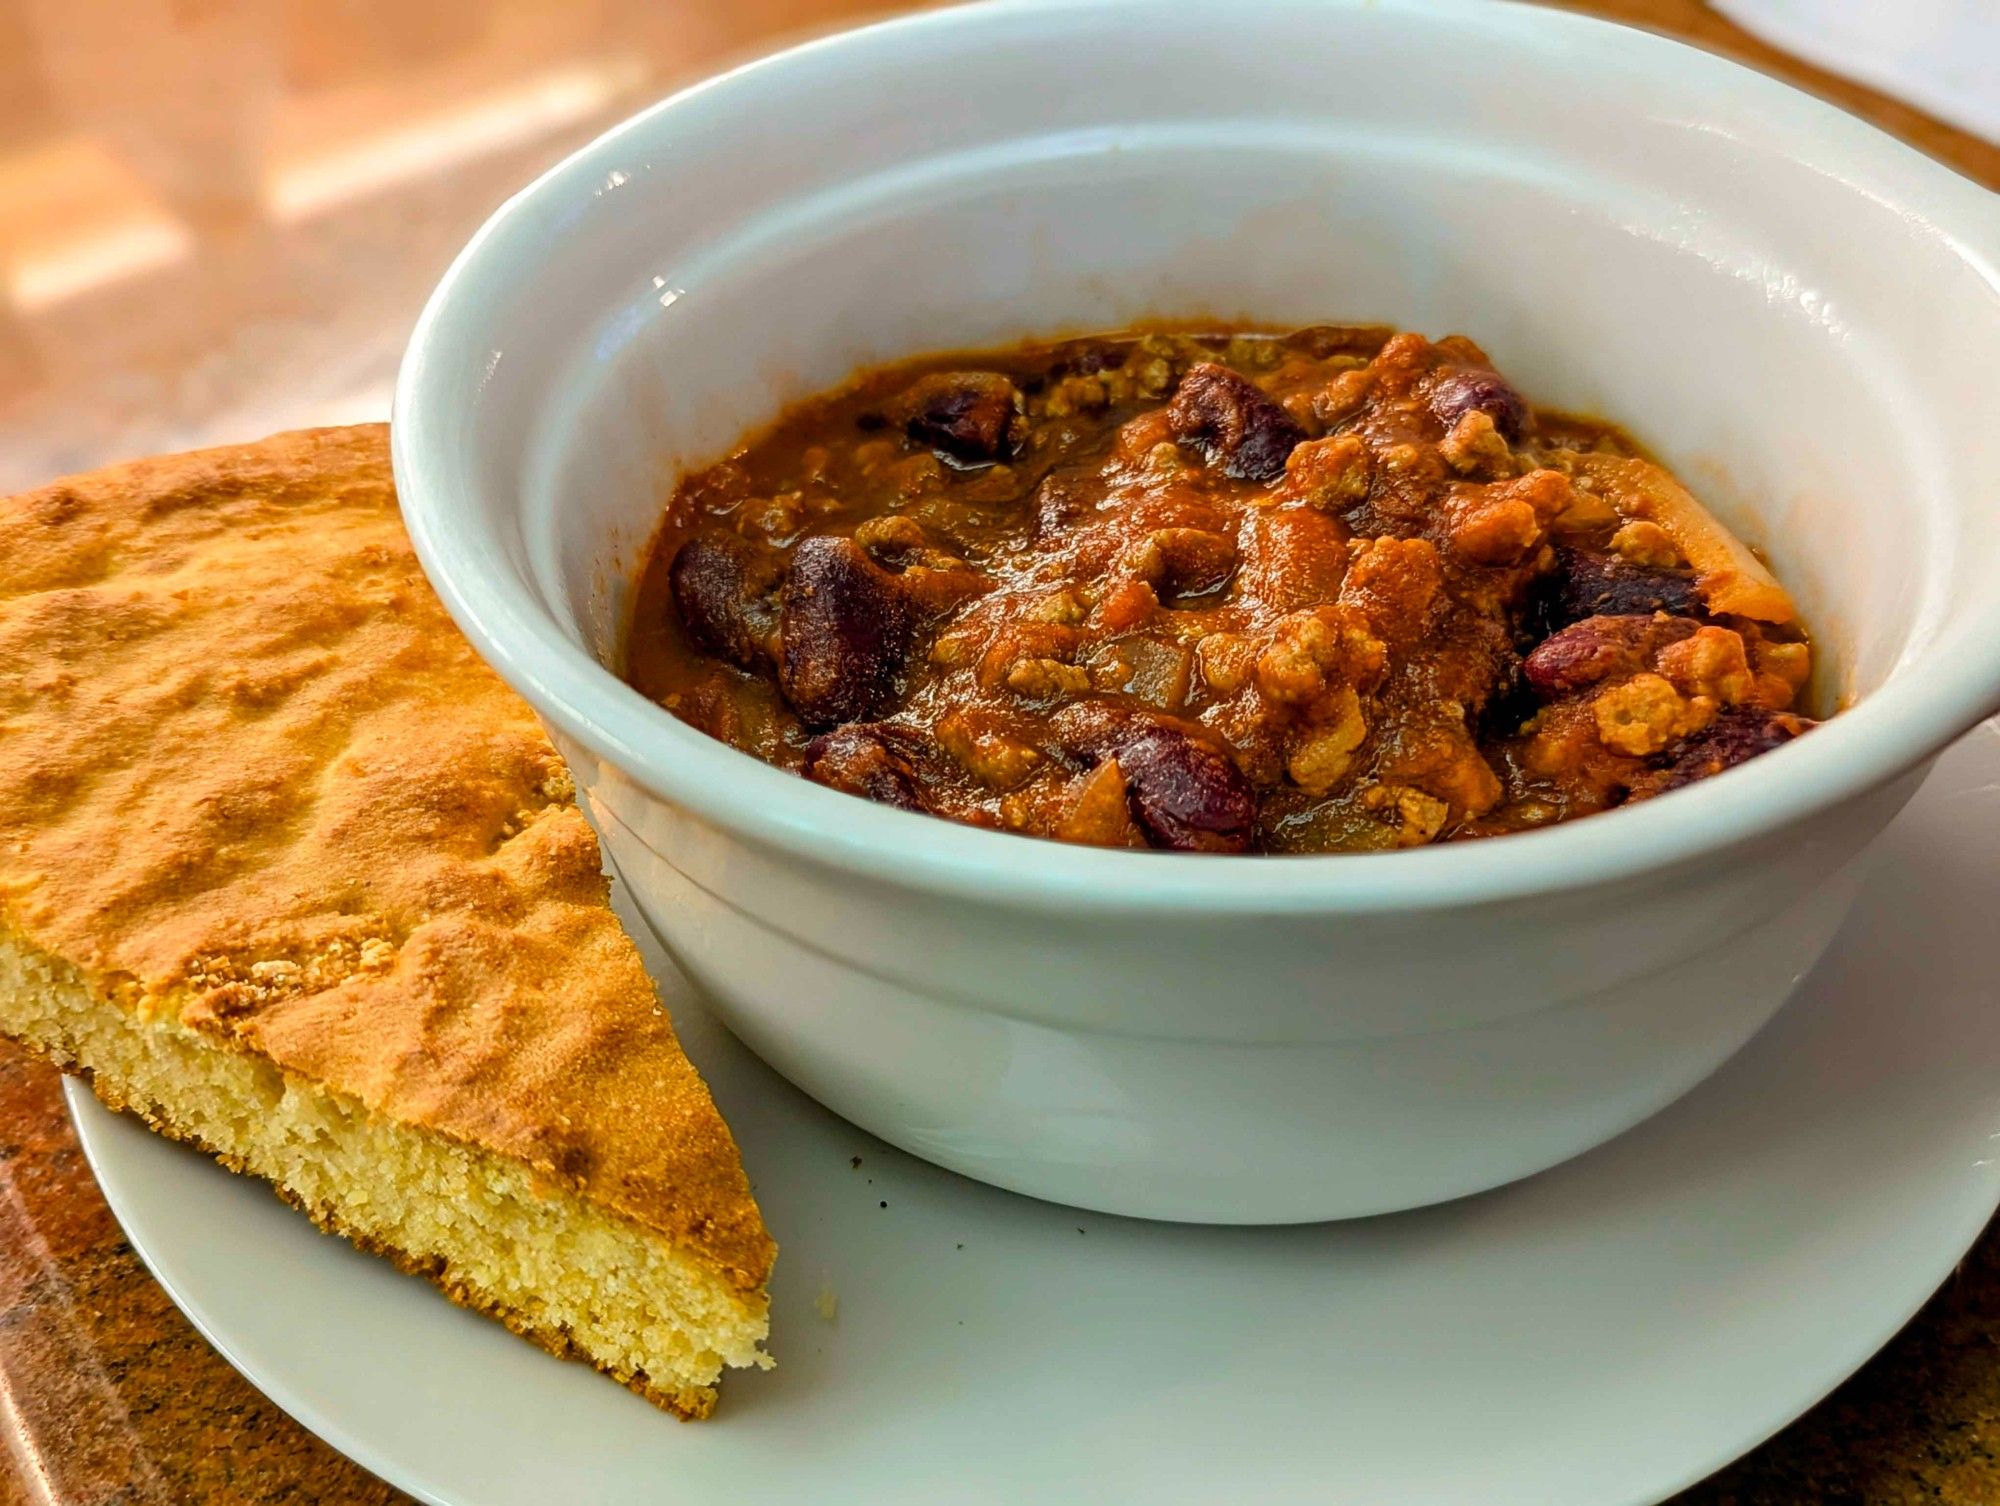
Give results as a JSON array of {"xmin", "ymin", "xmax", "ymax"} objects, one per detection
[{"xmin": 0, "ymin": 2, "xmax": 1994, "ymax": 1500}]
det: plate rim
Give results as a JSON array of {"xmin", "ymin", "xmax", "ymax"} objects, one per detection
[
  {"xmin": 66, "ymin": 980, "xmax": 2000, "ymax": 1506},
  {"xmin": 59, "ymin": 727, "xmax": 2000, "ymax": 1506}
]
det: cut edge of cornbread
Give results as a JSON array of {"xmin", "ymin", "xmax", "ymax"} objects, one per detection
[
  {"xmin": 0, "ymin": 425, "xmax": 775, "ymax": 1418},
  {"xmin": 0, "ymin": 924, "xmax": 770, "ymax": 1420}
]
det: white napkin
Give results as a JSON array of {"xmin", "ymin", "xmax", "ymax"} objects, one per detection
[{"xmin": 1710, "ymin": 0, "xmax": 2000, "ymax": 146}]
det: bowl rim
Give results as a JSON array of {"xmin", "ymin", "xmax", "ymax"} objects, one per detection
[{"xmin": 392, "ymin": 0, "xmax": 2000, "ymax": 917}]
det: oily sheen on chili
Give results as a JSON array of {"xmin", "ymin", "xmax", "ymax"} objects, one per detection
[{"xmin": 625, "ymin": 327, "xmax": 1818, "ymax": 854}]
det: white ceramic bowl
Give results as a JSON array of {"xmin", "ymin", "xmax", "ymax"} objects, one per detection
[{"xmin": 393, "ymin": 0, "xmax": 2000, "ymax": 1223}]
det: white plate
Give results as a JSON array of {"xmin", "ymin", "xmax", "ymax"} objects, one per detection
[{"xmin": 69, "ymin": 722, "xmax": 2000, "ymax": 1506}]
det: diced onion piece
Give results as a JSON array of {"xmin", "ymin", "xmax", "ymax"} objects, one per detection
[{"xmin": 1573, "ymin": 456, "xmax": 1796, "ymax": 623}]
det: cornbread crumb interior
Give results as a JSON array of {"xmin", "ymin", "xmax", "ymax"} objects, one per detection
[{"xmin": 0, "ymin": 425, "xmax": 772, "ymax": 1417}]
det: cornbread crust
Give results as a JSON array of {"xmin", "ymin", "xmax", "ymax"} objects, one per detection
[{"xmin": 0, "ymin": 425, "xmax": 774, "ymax": 1414}]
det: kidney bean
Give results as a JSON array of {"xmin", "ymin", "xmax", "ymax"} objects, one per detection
[
  {"xmin": 1166, "ymin": 362, "xmax": 1306, "ymax": 482},
  {"xmin": 801, "ymin": 723, "xmax": 927, "ymax": 811},
  {"xmin": 1427, "ymin": 367, "xmax": 1529, "ymax": 442},
  {"xmin": 896, "ymin": 371, "xmax": 1023, "ymax": 467},
  {"xmin": 1522, "ymin": 613, "xmax": 1702, "ymax": 696},
  {"xmin": 1049, "ymin": 703, "xmax": 1255, "ymax": 852},
  {"xmin": 779, "ymin": 536, "xmax": 916, "ymax": 728},
  {"xmin": 1643, "ymin": 708, "xmax": 1816, "ymax": 794},
  {"xmin": 1118, "ymin": 729, "xmax": 1258, "ymax": 852},
  {"xmin": 668, "ymin": 529, "xmax": 785, "ymax": 671},
  {"xmin": 1534, "ymin": 545, "xmax": 1705, "ymax": 635}
]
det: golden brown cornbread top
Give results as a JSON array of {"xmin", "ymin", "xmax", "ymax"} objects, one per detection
[{"xmin": 0, "ymin": 425, "xmax": 773, "ymax": 1292}]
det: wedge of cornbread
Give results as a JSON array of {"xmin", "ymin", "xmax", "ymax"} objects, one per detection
[{"xmin": 0, "ymin": 425, "xmax": 772, "ymax": 1417}]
